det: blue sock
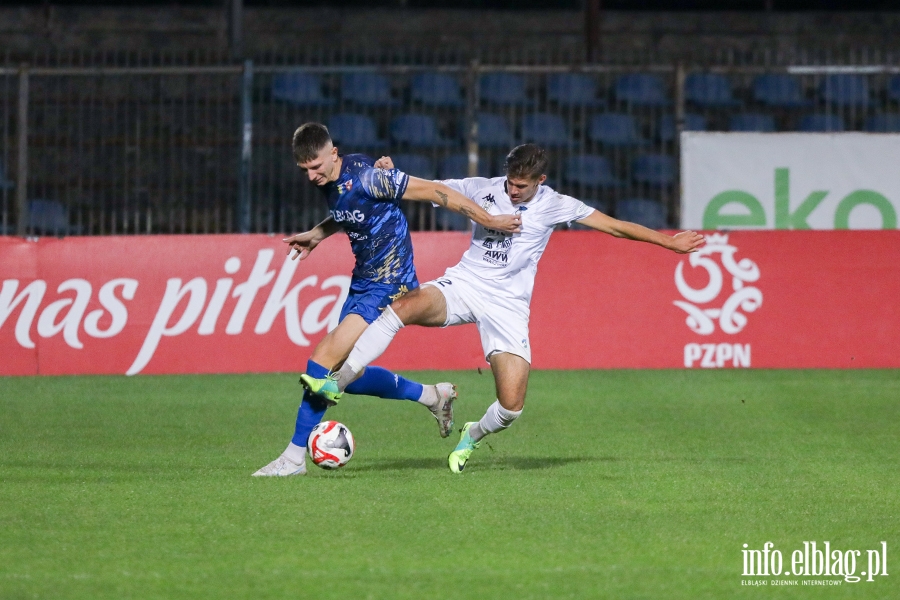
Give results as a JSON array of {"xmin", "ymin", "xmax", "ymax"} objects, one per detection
[
  {"xmin": 291, "ymin": 360, "xmax": 330, "ymax": 447},
  {"xmin": 346, "ymin": 365, "xmax": 423, "ymax": 401}
]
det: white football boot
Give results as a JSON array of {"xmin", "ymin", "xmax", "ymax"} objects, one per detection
[
  {"xmin": 428, "ymin": 383, "xmax": 457, "ymax": 438},
  {"xmin": 252, "ymin": 454, "xmax": 307, "ymax": 477}
]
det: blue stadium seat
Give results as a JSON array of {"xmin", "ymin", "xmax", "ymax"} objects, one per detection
[
  {"xmin": 685, "ymin": 73, "xmax": 741, "ymax": 107},
  {"xmin": 480, "ymin": 73, "xmax": 532, "ymax": 106},
  {"xmin": 729, "ymin": 113, "xmax": 777, "ymax": 132},
  {"xmin": 632, "ymin": 154, "xmax": 676, "ymax": 186},
  {"xmin": 820, "ymin": 74, "xmax": 870, "ymax": 107},
  {"xmin": 439, "ymin": 154, "xmax": 492, "ymax": 180},
  {"xmin": 390, "ymin": 154, "xmax": 436, "ymax": 180},
  {"xmin": 520, "ymin": 113, "xmax": 571, "ymax": 146},
  {"xmin": 390, "ymin": 114, "xmax": 451, "ymax": 146},
  {"xmin": 546, "ymin": 73, "xmax": 604, "ymax": 107},
  {"xmin": 616, "ymin": 198, "xmax": 668, "ymax": 229},
  {"xmin": 341, "ymin": 72, "xmax": 398, "ymax": 106},
  {"xmin": 614, "ymin": 74, "xmax": 669, "ymax": 107},
  {"xmin": 563, "ymin": 154, "xmax": 622, "ymax": 187},
  {"xmin": 752, "ymin": 74, "xmax": 810, "ymax": 107},
  {"xmin": 658, "ymin": 113, "xmax": 707, "ymax": 142},
  {"xmin": 588, "ymin": 113, "xmax": 647, "ymax": 146},
  {"xmin": 799, "ymin": 114, "xmax": 845, "ymax": 132},
  {"xmin": 327, "ymin": 114, "xmax": 385, "ymax": 148},
  {"xmin": 888, "ymin": 76, "xmax": 900, "ymax": 103},
  {"xmin": 864, "ymin": 114, "xmax": 900, "ymax": 132},
  {"xmin": 411, "ymin": 72, "xmax": 464, "ymax": 107},
  {"xmin": 28, "ymin": 199, "xmax": 72, "ymax": 236},
  {"xmin": 270, "ymin": 72, "xmax": 333, "ymax": 106},
  {"xmin": 472, "ymin": 113, "xmax": 515, "ymax": 147}
]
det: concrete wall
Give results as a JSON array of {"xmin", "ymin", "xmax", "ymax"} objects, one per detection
[{"xmin": 2, "ymin": 7, "xmax": 900, "ymax": 62}]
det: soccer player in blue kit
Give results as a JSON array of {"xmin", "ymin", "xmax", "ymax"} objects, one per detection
[{"xmin": 253, "ymin": 123, "xmax": 521, "ymax": 476}]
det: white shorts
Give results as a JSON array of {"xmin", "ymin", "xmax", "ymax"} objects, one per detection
[{"xmin": 423, "ymin": 267, "xmax": 531, "ymax": 364}]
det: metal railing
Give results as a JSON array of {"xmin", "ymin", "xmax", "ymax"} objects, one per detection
[{"xmin": 2, "ymin": 57, "xmax": 900, "ymax": 236}]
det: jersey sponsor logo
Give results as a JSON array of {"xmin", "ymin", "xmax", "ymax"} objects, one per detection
[
  {"xmin": 673, "ymin": 233, "xmax": 762, "ymax": 369},
  {"xmin": 331, "ymin": 209, "xmax": 366, "ymax": 224},
  {"xmin": 482, "ymin": 250, "xmax": 508, "ymax": 264},
  {"xmin": 336, "ymin": 180, "xmax": 354, "ymax": 195}
]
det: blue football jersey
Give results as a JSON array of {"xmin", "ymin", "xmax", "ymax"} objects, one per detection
[{"xmin": 320, "ymin": 154, "xmax": 417, "ymax": 285}]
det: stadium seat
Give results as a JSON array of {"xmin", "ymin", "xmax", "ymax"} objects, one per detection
[
  {"xmin": 685, "ymin": 73, "xmax": 741, "ymax": 107},
  {"xmin": 479, "ymin": 73, "xmax": 532, "ymax": 106},
  {"xmin": 546, "ymin": 73, "xmax": 604, "ymax": 107},
  {"xmin": 270, "ymin": 72, "xmax": 333, "ymax": 106},
  {"xmin": 864, "ymin": 114, "xmax": 900, "ymax": 132},
  {"xmin": 410, "ymin": 72, "xmax": 464, "ymax": 107},
  {"xmin": 472, "ymin": 113, "xmax": 515, "ymax": 147},
  {"xmin": 563, "ymin": 154, "xmax": 623, "ymax": 188},
  {"xmin": 27, "ymin": 199, "xmax": 72, "ymax": 236},
  {"xmin": 390, "ymin": 154, "xmax": 436, "ymax": 180},
  {"xmin": 327, "ymin": 114, "xmax": 385, "ymax": 148},
  {"xmin": 799, "ymin": 114, "xmax": 845, "ymax": 132},
  {"xmin": 658, "ymin": 113, "xmax": 707, "ymax": 142},
  {"xmin": 614, "ymin": 74, "xmax": 669, "ymax": 107},
  {"xmin": 631, "ymin": 154, "xmax": 676, "ymax": 186},
  {"xmin": 888, "ymin": 76, "xmax": 900, "ymax": 103},
  {"xmin": 520, "ymin": 113, "xmax": 571, "ymax": 146},
  {"xmin": 729, "ymin": 113, "xmax": 777, "ymax": 132},
  {"xmin": 438, "ymin": 154, "xmax": 492, "ymax": 179},
  {"xmin": 341, "ymin": 72, "xmax": 398, "ymax": 106},
  {"xmin": 588, "ymin": 113, "xmax": 647, "ymax": 146},
  {"xmin": 616, "ymin": 198, "xmax": 668, "ymax": 229},
  {"xmin": 820, "ymin": 74, "xmax": 870, "ymax": 107},
  {"xmin": 752, "ymin": 74, "xmax": 811, "ymax": 107},
  {"xmin": 389, "ymin": 114, "xmax": 451, "ymax": 146}
]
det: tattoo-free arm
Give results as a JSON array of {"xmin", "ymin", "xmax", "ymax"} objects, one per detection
[
  {"xmin": 283, "ymin": 216, "xmax": 342, "ymax": 261},
  {"xmin": 576, "ymin": 209, "xmax": 705, "ymax": 254}
]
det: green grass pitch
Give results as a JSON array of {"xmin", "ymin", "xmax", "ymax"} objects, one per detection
[{"xmin": 1, "ymin": 369, "xmax": 898, "ymax": 599}]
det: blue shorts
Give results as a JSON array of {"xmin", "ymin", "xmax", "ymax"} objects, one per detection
[{"xmin": 339, "ymin": 277, "xmax": 419, "ymax": 324}]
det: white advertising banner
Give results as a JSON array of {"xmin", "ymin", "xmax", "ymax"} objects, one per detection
[{"xmin": 681, "ymin": 132, "xmax": 900, "ymax": 230}]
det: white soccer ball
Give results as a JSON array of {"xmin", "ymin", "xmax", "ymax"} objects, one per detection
[{"xmin": 307, "ymin": 421, "xmax": 355, "ymax": 469}]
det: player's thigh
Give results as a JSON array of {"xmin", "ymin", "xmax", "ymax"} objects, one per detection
[
  {"xmin": 390, "ymin": 285, "xmax": 448, "ymax": 327},
  {"xmin": 488, "ymin": 352, "xmax": 530, "ymax": 412},
  {"xmin": 309, "ymin": 314, "xmax": 370, "ymax": 369}
]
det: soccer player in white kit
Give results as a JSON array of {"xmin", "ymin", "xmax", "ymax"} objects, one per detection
[{"xmin": 300, "ymin": 144, "xmax": 705, "ymax": 472}]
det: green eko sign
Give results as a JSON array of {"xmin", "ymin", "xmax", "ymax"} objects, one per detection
[{"xmin": 703, "ymin": 168, "xmax": 898, "ymax": 230}]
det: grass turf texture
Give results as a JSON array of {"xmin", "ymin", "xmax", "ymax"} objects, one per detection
[{"xmin": 1, "ymin": 370, "xmax": 898, "ymax": 600}]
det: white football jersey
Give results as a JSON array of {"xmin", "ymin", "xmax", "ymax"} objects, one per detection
[{"xmin": 441, "ymin": 177, "xmax": 594, "ymax": 304}]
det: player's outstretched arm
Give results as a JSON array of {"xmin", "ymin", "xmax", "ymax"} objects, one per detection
[
  {"xmin": 283, "ymin": 216, "xmax": 342, "ymax": 261},
  {"xmin": 402, "ymin": 177, "xmax": 522, "ymax": 234},
  {"xmin": 576, "ymin": 210, "xmax": 705, "ymax": 253}
]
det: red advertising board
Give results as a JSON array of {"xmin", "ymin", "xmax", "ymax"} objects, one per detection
[{"xmin": 1, "ymin": 230, "xmax": 899, "ymax": 376}]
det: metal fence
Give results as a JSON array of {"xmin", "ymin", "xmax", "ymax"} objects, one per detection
[{"xmin": 2, "ymin": 56, "xmax": 900, "ymax": 236}]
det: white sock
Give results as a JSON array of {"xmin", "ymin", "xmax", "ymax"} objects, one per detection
[
  {"xmin": 417, "ymin": 385, "xmax": 438, "ymax": 408},
  {"xmin": 469, "ymin": 400, "xmax": 522, "ymax": 442},
  {"xmin": 336, "ymin": 306, "xmax": 405, "ymax": 392},
  {"xmin": 283, "ymin": 442, "xmax": 306, "ymax": 464}
]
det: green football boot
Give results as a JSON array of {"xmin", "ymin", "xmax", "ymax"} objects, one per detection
[
  {"xmin": 448, "ymin": 422, "xmax": 481, "ymax": 473},
  {"xmin": 299, "ymin": 373, "xmax": 342, "ymax": 406}
]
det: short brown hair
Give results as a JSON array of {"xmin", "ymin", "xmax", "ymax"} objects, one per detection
[
  {"xmin": 292, "ymin": 122, "xmax": 332, "ymax": 164},
  {"xmin": 503, "ymin": 144, "xmax": 548, "ymax": 180}
]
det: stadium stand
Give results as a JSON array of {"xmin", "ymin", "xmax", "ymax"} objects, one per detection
[
  {"xmin": 799, "ymin": 113, "xmax": 846, "ymax": 132},
  {"xmin": 616, "ymin": 198, "xmax": 668, "ymax": 229},
  {"xmin": 614, "ymin": 74, "xmax": 669, "ymax": 107},
  {"xmin": 563, "ymin": 154, "xmax": 623, "ymax": 188},
  {"xmin": 520, "ymin": 113, "xmax": 571, "ymax": 146},
  {"xmin": 390, "ymin": 114, "xmax": 452, "ymax": 146},
  {"xmin": 390, "ymin": 154, "xmax": 436, "ymax": 180},
  {"xmin": 864, "ymin": 114, "xmax": 900, "ymax": 132},
  {"xmin": 752, "ymin": 74, "xmax": 811, "ymax": 108},
  {"xmin": 439, "ymin": 154, "xmax": 493, "ymax": 179},
  {"xmin": 271, "ymin": 72, "xmax": 334, "ymax": 106},
  {"xmin": 589, "ymin": 113, "xmax": 648, "ymax": 146},
  {"xmin": 685, "ymin": 73, "xmax": 741, "ymax": 107},
  {"xmin": 632, "ymin": 154, "xmax": 677, "ymax": 186},
  {"xmin": 471, "ymin": 113, "xmax": 516, "ymax": 147},
  {"xmin": 546, "ymin": 73, "xmax": 605, "ymax": 107},
  {"xmin": 820, "ymin": 74, "xmax": 871, "ymax": 107},
  {"xmin": 341, "ymin": 72, "xmax": 398, "ymax": 106},
  {"xmin": 327, "ymin": 113, "xmax": 386, "ymax": 148},
  {"xmin": 729, "ymin": 113, "xmax": 777, "ymax": 132},
  {"xmin": 411, "ymin": 73, "xmax": 465, "ymax": 107},
  {"xmin": 658, "ymin": 113, "xmax": 707, "ymax": 142},
  {"xmin": 479, "ymin": 73, "xmax": 532, "ymax": 106}
]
